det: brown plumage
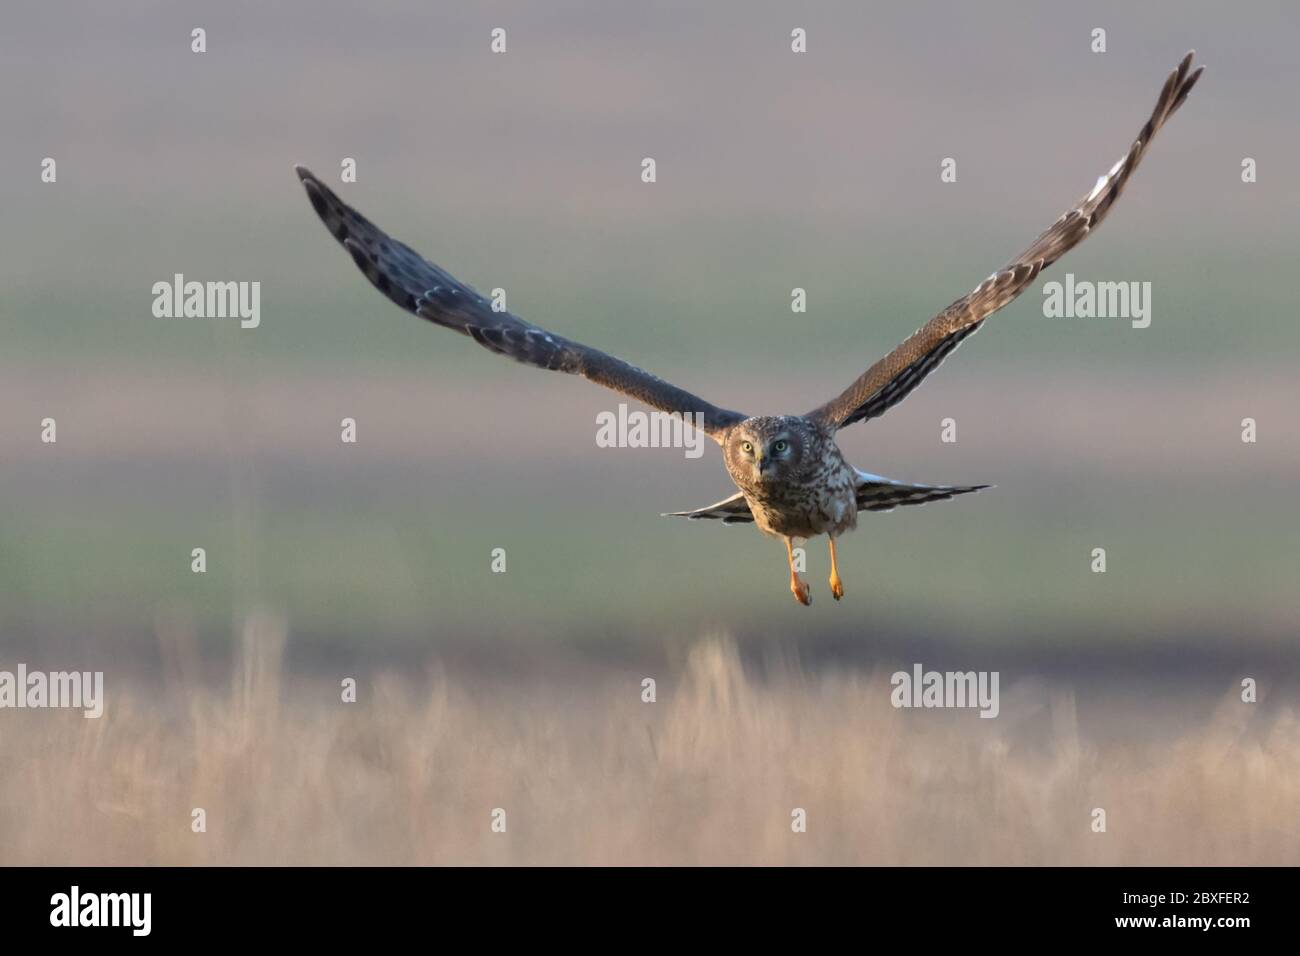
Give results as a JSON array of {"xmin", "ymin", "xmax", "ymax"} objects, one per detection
[
  {"xmin": 296, "ymin": 165, "xmax": 746, "ymax": 440},
  {"xmin": 806, "ymin": 51, "xmax": 1203, "ymax": 431},
  {"xmin": 296, "ymin": 52, "xmax": 1203, "ymax": 606}
]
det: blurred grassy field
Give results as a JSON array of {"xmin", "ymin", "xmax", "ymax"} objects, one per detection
[{"xmin": 3, "ymin": 631, "xmax": 1296, "ymax": 866}]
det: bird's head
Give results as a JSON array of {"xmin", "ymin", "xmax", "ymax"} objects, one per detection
[{"xmin": 725, "ymin": 416, "xmax": 810, "ymax": 486}]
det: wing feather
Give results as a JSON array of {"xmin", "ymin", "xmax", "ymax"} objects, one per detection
[
  {"xmin": 297, "ymin": 167, "xmax": 747, "ymax": 441},
  {"xmin": 663, "ymin": 491, "xmax": 755, "ymax": 523},
  {"xmin": 808, "ymin": 51, "xmax": 1204, "ymax": 430},
  {"xmin": 854, "ymin": 470, "xmax": 990, "ymax": 513}
]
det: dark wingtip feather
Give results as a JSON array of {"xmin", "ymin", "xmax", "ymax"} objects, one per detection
[
  {"xmin": 1173, "ymin": 65, "xmax": 1205, "ymax": 112},
  {"xmin": 300, "ymin": 178, "xmax": 330, "ymax": 221}
]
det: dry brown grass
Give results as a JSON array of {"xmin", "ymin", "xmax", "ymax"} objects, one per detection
[{"xmin": 2, "ymin": 622, "xmax": 1298, "ymax": 866}]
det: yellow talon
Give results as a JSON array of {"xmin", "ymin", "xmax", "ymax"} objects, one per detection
[
  {"xmin": 828, "ymin": 538, "xmax": 845, "ymax": 601},
  {"xmin": 785, "ymin": 538, "xmax": 812, "ymax": 606}
]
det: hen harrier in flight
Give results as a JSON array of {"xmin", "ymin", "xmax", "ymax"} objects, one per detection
[{"xmin": 297, "ymin": 52, "xmax": 1202, "ymax": 606}]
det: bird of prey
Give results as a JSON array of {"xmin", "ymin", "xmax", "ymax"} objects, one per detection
[{"xmin": 297, "ymin": 51, "xmax": 1202, "ymax": 606}]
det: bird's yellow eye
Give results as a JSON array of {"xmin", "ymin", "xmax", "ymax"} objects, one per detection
[
  {"xmin": 741, "ymin": 441, "xmax": 754, "ymax": 454},
  {"xmin": 774, "ymin": 440, "xmax": 789, "ymax": 453}
]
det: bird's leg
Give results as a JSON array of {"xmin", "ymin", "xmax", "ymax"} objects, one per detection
[
  {"xmin": 785, "ymin": 537, "xmax": 811, "ymax": 606},
  {"xmin": 828, "ymin": 537, "xmax": 845, "ymax": 601}
]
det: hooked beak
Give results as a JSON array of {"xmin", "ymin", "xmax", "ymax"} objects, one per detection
[{"xmin": 753, "ymin": 450, "xmax": 770, "ymax": 479}]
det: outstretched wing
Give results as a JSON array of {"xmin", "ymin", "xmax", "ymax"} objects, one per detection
[
  {"xmin": 808, "ymin": 51, "xmax": 1204, "ymax": 431},
  {"xmin": 296, "ymin": 167, "xmax": 746, "ymax": 441},
  {"xmin": 663, "ymin": 491, "xmax": 754, "ymax": 524},
  {"xmin": 854, "ymin": 471, "xmax": 989, "ymax": 513},
  {"xmin": 661, "ymin": 473, "xmax": 990, "ymax": 524}
]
